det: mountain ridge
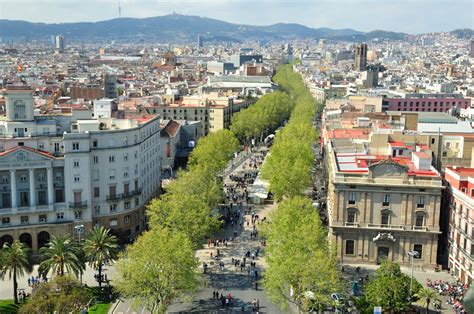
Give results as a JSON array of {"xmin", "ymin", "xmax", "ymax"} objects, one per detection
[{"xmin": 0, "ymin": 13, "xmax": 428, "ymax": 43}]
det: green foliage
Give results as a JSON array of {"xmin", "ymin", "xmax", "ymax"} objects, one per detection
[
  {"xmin": 83, "ymin": 227, "xmax": 119, "ymax": 287},
  {"xmin": 187, "ymin": 129, "xmax": 240, "ymax": 174},
  {"xmin": 0, "ymin": 300, "xmax": 19, "ymax": 314},
  {"xmin": 39, "ymin": 234, "xmax": 85, "ymax": 278},
  {"xmin": 147, "ymin": 194, "xmax": 221, "ymax": 249},
  {"xmin": 414, "ymin": 287, "xmax": 441, "ymax": 312},
  {"xmin": 88, "ymin": 302, "xmax": 112, "ymax": 314},
  {"xmin": 18, "ymin": 276, "xmax": 92, "ymax": 314},
  {"xmin": 364, "ymin": 260, "xmax": 420, "ymax": 312},
  {"xmin": 0, "ymin": 241, "xmax": 32, "ymax": 304},
  {"xmin": 114, "ymin": 228, "xmax": 198, "ymax": 313},
  {"xmin": 262, "ymin": 196, "xmax": 341, "ymax": 311},
  {"xmin": 260, "ymin": 64, "xmax": 321, "ymax": 200},
  {"xmin": 230, "ymin": 91, "xmax": 293, "ymax": 142}
]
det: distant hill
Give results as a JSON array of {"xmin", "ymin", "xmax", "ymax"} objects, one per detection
[
  {"xmin": 0, "ymin": 14, "xmax": 408, "ymax": 43},
  {"xmin": 450, "ymin": 28, "xmax": 474, "ymax": 39}
]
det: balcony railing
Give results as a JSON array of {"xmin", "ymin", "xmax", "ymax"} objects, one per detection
[
  {"xmin": 367, "ymin": 223, "xmax": 405, "ymax": 230},
  {"xmin": 344, "ymin": 222, "xmax": 359, "ymax": 227},
  {"xmin": 412, "ymin": 226, "xmax": 428, "ymax": 231},
  {"xmin": 107, "ymin": 189, "xmax": 142, "ymax": 201},
  {"xmin": 68, "ymin": 201, "xmax": 88, "ymax": 209}
]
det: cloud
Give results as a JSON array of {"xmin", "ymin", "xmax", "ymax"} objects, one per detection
[{"xmin": 0, "ymin": 0, "xmax": 472, "ymax": 33}]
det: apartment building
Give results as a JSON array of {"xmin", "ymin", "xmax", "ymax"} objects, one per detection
[
  {"xmin": 445, "ymin": 166, "xmax": 474, "ymax": 284},
  {"xmin": 0, "ymin": 85, "xmax": 161, "ymax": 251}
]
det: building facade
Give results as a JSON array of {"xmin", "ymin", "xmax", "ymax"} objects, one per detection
[
  {"xmin": 326, "ymin": 143, "xmax": 443, "ymax": 268},
  {"xmin": 382, "ymin": 93, "xmax": 471, "ymax": 113},
  {"xmin": 445, "ymin": 167, "xmax": 474, "ymax": 284},
  {"xmin": 355, "ymin": 43, "xmax": 367, "ymax": 71},
  {"xmin": 0, "ymin": 86, "xmax": 161, "ymax": 252}
]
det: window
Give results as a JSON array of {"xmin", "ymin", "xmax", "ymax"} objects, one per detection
[
  {"xmin": 74, "ymin": 175, "xmax": 80, "ymax": 182},
  {"xmin": 54, "ymin": 142, "xmax": 60, "ymax": 152},
  {"xmin": 347, "ymin": 209, "xmax": 356, "ymax": 223},
  {"xmin": 348, "ymin": 192, "xmax": 356, "ymax": 205},
  {"xmin": 381, "ymin": 210, "xmax": 390, "ymax": 225},
  {"xmin": 92, "ymin": 170, "xmax": 99, "ymax": 181},
  {"xmin": 74, "ymin": 211, "xmax": 83, "ymax": 219},
  {"xmin": 39, "ymin": 214, "xmax": 47, "ymax": 222},
  {"xmin": 94, "ymin": 205, "xmax": 101, "ymax": 214},
  {"xmin": 20, "ymin": 174, "xmax": 27, "ymax": 182},
  {"xmin": 93, "ymin": 139, "xmax": 98, "ymax": 148},
  {"xmin": 124, "ymin": 215, "xmax": 131, "ymax": 224},
  {"xmin": 123, "ymin": 168, "xmax": 129, "ymax": 178},
  {"xmin": 413, "ymin": 244, "xmax": 423, "ymax": 259},
  {"xmin": 1, "ymin": 176, "xmax": 7, "ymax": 184},
  {"xmin": 21, "ymin": 216, "xmax": 28, "ymax": 224},
  {"xmin": 2, "ymin": 217, "xmax": 10, "ymax": 225},
  {"xmin": 94, "ymin": 187, "xmax": 100, "ymax": 198},
  {"xmin": 383, "ymin": 194, "xmax": 390, "ymax": 206},
  {"xmin": 124, "ymin": 201, "xmax": 130, "ymax": 209},
  {"xmin": 110, "ymin": 204, "xmax": 117, "ymax": 212},
  {"xmin": 415, "ymin": 214, "xmax": 424, "ymax": 227},
  {"xmin": 72, "ymin": 142, "xmax": 80, "ymax": 151},
  {"xmin": 431, "ymin": 138, "xmax": 435, "ymax": 144},
  {"xmin": 38, "ymin": 174, "xmax": 45, "ymax": 182},
  {"xmin": 38, "ymin": 143, "xmax": 45, "ymax": 150},
  {"xmin": 56, "ymin": 212, "xmax": 64, "ymax": 220},
  {"xmin": 123, "ymin": 153, "xmax": 128, "ymax": 161},
  {"xmin": 345, "ymin": 240, "xmax": 355, "ymax": 255},
  {"xmin": 109, "ymin": 156, "xmax": 115, "ymax": 163},
  {"xmin": 417, "ymin": 196, "xmax": 425, "ymax": 208},
  {"xmin": 109, "ymin": 218, "xmax": 118, "ymax": 227},
  {"xmin": 73, "ymin": 160, "xmax": 80, "ymax": 168},
  {"xmin": 109, "ymin": 169, "xmax": 116, "ymax": 180},
  {"xmin": 93, "ymin": 156, "xmax": 99, "ymax": 164}
]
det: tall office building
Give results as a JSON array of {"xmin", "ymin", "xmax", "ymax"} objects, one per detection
[
  {"xmin": 55, "ymin": 35, "xmax": 65, "ymax": 52},
  {"xmin": 355, "ymin": 43, "xmax": 367, "ymax": 71},
  {"xmin": 197, "ymin": 35, "xmax": 203, "ymax": 48},
  {"xmin": 470, "ymin": 40, "xmax": 474, "ymax": 58}
]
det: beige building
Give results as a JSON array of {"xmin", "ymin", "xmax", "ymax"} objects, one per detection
[
  {"xmin": 152, "ymin": 93, "xmax": 254, "ymax": 136},
  {"xmin": 326, "ymin": 139, "xmax": 444, "ymax": 268}
]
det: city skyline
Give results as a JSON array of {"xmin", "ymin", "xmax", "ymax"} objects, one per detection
[{"xmin": 0, "ymin": 0, "xmax": 472, "ymax": 34}]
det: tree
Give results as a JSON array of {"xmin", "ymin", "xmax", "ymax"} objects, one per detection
[
  {"xmin": 83, "ymin": 226, "xmax": 119, "ymax": 287},
  {"xmin": 263, "ymin": 197, "xmax": 342, "ymax": 311},
  {"xmin": 39, "ymin": 234, "xmax": 85, "ymax": 278},
  {"xmin": 18, "ymin": 276, "xmax": 92, "ymax": 313},
  {"xmin": 415, "ymin": 287, "xmax": 441, "ymax": 313},
  {"xmin": 0, "ymin": 241, "xmax": 32, "ymax": 304},
  {"xmin": 114, "ymin": 228, "xmax": 198, "ymax": 313},
  {"xmin": 147, "ymin": 194, "xmax": 221, "ymax": 248},
  {"xmin": 364, "ymin": 260, "xmax": 421, "ymax": 312}
]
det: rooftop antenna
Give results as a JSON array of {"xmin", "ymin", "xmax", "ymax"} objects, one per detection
[{"xmin": 118, "ymin": 1, "xmax": 122, "ymax": 18}]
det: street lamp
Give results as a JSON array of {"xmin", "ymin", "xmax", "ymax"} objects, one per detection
[
  {"xmin": 74, "ymin": 225, "xmax": 85, "ymax": 284},
  {"xmin": 408, "ymin": 250, "xmax": 419, "ymax": 297}
]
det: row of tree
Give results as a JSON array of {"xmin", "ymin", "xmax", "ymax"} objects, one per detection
[
  {"xmin": 115, "ymin": 129, "xmax": 240, "ymax": 313},
  {"xmin": 0, "ymin": 226, "xmax": 118, "ymax": 305},
  {"xmin": 258, "ymin": 65, "xmax": 341, "ymax": 311},
  {"xmin": 261, "ymin": 64, "xmax": 321, "ymax": 200},
  {"xmin": 230, "ymin": 91, "xmax": 293, "ymax": 144}
]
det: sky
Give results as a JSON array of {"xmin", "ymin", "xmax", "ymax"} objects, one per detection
[{"xmin": 0, "ymin": 0, "xmax": 472, "ymax": 34}]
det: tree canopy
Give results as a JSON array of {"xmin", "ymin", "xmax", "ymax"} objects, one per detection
[
  {"xmin": 263, "ymin": 196, "xmax": 341, "ymax": 311},
  {"xmin": 114, "ymin": 228, "xmax": 198, "ymax": 313},
  {"xmin": 364, "ymin": 260, "xmax": 421, "ymax": 312},
  {"xmin": 38, "ymin": 234, "xmax": 85, "ymax": 278},
  {"xmin": 0, "ymin": 241, "xmax": 32, "ymax": 304}
]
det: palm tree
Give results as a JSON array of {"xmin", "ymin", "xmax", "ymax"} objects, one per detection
[
  {"xmin": 83, "ymin": 227, "xmax": 119, "ymax": 287},
  {"xmin": 39, "ymin": 234, "xmax": 85, "ymax": 277},
  {"xmin": 0, "ymin": 241, "xmax": 32, "ymax": 304},
  {"xmin": 415, "ymin": 287, "xmax": 441, "ymax": 313}
]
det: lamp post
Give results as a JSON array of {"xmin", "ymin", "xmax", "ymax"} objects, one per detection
[
  {"xmin": 408, "ymin": 250, "xmax": 419, "ymax": 297},
  {"xmin": 74, "ymin": 225, "xmax": 85, "ymax": 284}
]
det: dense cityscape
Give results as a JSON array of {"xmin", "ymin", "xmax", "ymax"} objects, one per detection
[{"xmin": 0, "ymin": 1, "xmax": 474, "ymax": 313}]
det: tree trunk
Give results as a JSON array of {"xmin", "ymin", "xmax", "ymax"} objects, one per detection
[
  {"xmin": 13, "ymin": 267, "xmax": 18, "ymax": 304},
  {"xmin": 60, "ymin": 262, "xmax": 64, "ymax": 276},
  {"xmin": 98, "ymin": 264, "xmax": 102, "ymax": 288},
  {"xmin": 426, "ymin": 299, "xmax": 430, "ymax": 314}
]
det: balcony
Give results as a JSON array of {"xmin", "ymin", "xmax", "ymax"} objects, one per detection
[
  {"xmin": 367, "ymin": 223, "xmax": 405, "ymax": 230},
  {"xmin": 68, "ymin": 201, "xmax": 88, "ymax": 209},
  {"xmin": 412, "ymin": 226, "xmax": 428, "ymax": 231},
  {"xmin": 106, "ymin": 189, "xmax": 142, "ymax": 201},
  {"xmin": 344, "ymin": 222, "xmax": 359, "ymax": 227}
]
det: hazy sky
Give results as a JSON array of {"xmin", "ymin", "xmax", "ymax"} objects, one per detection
[{"xmin": 0, "ymin": 0, "xmax": 472, "ymax": 33}]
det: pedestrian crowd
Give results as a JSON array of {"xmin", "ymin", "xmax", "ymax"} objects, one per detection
[{"xmin": 426, "ymin": 279, "xmax": 468, "ymax": 313}]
